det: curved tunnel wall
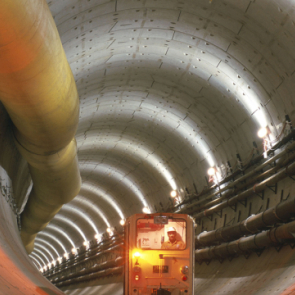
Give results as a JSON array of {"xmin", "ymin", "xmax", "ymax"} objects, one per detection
[
  {"xmin": 1, "ymin": 0, "xmax": 295, "ymax": 294},
  {"xmin": 0, "ymin": 182, "xmax": 63, "ymax": 294}
]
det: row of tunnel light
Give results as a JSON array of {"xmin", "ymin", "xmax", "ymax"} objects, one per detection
[
  {"xmin": 30, "ymin": 125, "xmax": 273, "ymax": 272},
  {"xmin": 34, "ymin": 223, "xmax": 123, "ymax": 273},
  {"xmin": 31, "ymin": 208, "xmax": 152, "ymax": 273}
]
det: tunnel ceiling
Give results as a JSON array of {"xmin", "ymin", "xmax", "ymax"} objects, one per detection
[{"xmin": 29, "ymin": 0, "xmax": 295, "ymax": 268}]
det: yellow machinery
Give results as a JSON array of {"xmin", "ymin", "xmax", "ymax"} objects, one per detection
[{"xmin": 125, "ymin": 213, "xmax": 195, "ymax": 295}]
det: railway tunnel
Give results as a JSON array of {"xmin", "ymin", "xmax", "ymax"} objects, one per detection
[{"xmin": 1, "ymin": 0, "xmax": 295, "ymax": 294}]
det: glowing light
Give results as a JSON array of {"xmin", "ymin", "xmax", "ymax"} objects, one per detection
[
  {"xmin": 57, "ymin": 257, "xmax": 62, "ymax": 263},
  {"xmin": 94, "ymin": 234, "xmax": 102, "ymax": 241},
  {"xmin": 258, "ymin": 127, "xmax": 268, "ymax": 138},
  {"xmin": 142, "ymin": 207, "xmax": 151, "ymax": 214},
  {"xmin": 72, "ymin": 248, "xmax": 77, "ymax": 255},
  {"xmin": 120, "ymin": 219, "xmax": 125, "ymax": 226},
  {"xmin": 207, "ymin": 167, "xmax": 216, "ymax": 176},
  {"xmin": 83, "ymin": 241, "xmax": 89, "ymax": 247},
  {"xmin": 134, "ymin": 252, "xmax": 141, "ymax": 258},
  {"xmin": 106, "ymin": 227, "xmax": 112, "ymax": 233},
  {"xmin": 170, "ymin": 190, "xmax": 178, "ymax": 198},
  {"xmin": 64, "ymin": 253, "xmax": 69, "ymax": 259}
]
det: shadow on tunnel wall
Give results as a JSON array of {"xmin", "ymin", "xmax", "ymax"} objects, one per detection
[{"xmin": 0, "ymin": 102, "xmax": 31, "ymax": 214}]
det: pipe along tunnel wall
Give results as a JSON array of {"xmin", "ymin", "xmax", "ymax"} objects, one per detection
[
  {"xmin": 1, "ymin": 0, "xmax": 295, "ymax": 294},
  {"xmin": 192, "ymin": 162, "xmax": 295, "ymax": 295},
  {"xmin": 43, "ymin": 145, "xmax": 295, "ymax": 295},
  {"xmin": 2, "ymin": 95, "xmax": 295, "ymax": 294},
  {"xmin": 1, "ymin": 118, "xmax": 295, "ymax": 294}
]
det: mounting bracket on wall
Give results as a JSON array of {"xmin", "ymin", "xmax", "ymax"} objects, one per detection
[
  {"xmin": 275, "ymin": 245, "xmax": 284, "ymax": 252},
  {"xmin": 266, "ymin": 183, "xmax": 277, "ymax": 194},
  {"xmin": 206, "ymin": 215, "xmax": 213, "ymax": 221},
  {"xmin": 228, "ymin": 256, "xmax": 234, "ymax": 262},
  {"xmin": 229, "ymin": 203, "xmax": 237, "ymax": 212},
  {"xmin": 254, "ymin": 190, "xmax": 264, "ymax": 200},
  {"xmin": 280, "ymin": 190, "xmax": 290, "ymax": 201},
  {"xmin": 243, "ymin": 252, "xmax": 251, "ymax": 260},
  {"xmin": 238, "ymin": 199, "xmax": 247, "ymax": 208},
  {"xmin": 214, "ymin": 210, "xmax": 222, "ymax": 218},
  {"xmin": 196, "ymin": 260, "xmax": 203, "ymax": 266},
  {"xmin": 254, "ymin": 249, "xmax": 264, "ymax": 257}
]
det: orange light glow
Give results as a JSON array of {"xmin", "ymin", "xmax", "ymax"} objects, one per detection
[{"xmin": 134, "ymin": 251, "xmax": 141, "ymax": 258}]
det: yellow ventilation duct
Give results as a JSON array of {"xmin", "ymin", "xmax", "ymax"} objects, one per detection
[{"xmin": 0, "ymin": 0, "xmax": 81, "ymax": 253}]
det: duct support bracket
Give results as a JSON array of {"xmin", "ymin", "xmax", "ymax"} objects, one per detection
[
  {"xmin": 214, "ymin": 210, "xmax": 222, "ymax": 218},
  {"xmin": 255, "ymin": 190, "xmax": 264, "ymax": 200},
  {"xmin": 229, "ymin": 203, "xmax": 237, "ymax": 212},
  {"xmin": 238, "ymin": 199, "xmax": 247, "ymax": 208},
  {"xmin": 266, "ymin": 183, "xmax": 277, "ymax": 194}
]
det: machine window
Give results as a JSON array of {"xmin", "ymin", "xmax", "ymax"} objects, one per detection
[{"xmin": 136, "ymin": 217, "xmax": 186, "ymax": 250}]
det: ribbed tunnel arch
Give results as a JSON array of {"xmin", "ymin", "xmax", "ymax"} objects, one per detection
[
  {"xmin": 73, "ymin": 195, "xmax": 112, "ymax": 228},
  {"xmin": 1, "ymin": 0, "xmax": 295, "ymax": 294},
  {"xmin": 30, "ymin": 0, "xmax": 292, "ymax": 270},
  {"xmin": 45, "ymin": 225, "xmax": 76, "ymax": 249},
  {"xmin": 35, "ymin": 238, "xmax": 62, "ymax": 258},
  {"xmin": 61, "ymin": 204, "xmax": 99, "ymax": 235},
  {"xmin": 80, "ymin": 182, "xmax": 125, "ymax": 219},
  {"xmin": 30, "ymin": 252, "xmax": 47, "ymax": 268},
  {"xmin": 53, "ymin": 215, "xmax": 88, "ymax": 243},
  {"xmin": 37, "ymin": 232, "xmax": 68, "ymax": 254}
]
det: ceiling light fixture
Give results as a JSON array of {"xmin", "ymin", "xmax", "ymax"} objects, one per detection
[
  {"xmin": 170, "ymin": 190, "xmax": 178, "ymax": 198},
  {"xmin": 94, "ymin": 234, "xmax": 101, "ymax": 241},
  {"xmin": 207, "ymin": 167, "xmax": 216, "ymax": 176},
  {"xmin": 142, "ymin": 207, "xmax": 151, "ymax": 214},
  {"xmin": 257, "ymin": 127, "xmax": 268, "ymax": 138}
]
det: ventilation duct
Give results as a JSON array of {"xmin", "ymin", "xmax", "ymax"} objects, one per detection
[{"xmin": 0, "ymin": 0, "xmax": 81, "ymax": 253}]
